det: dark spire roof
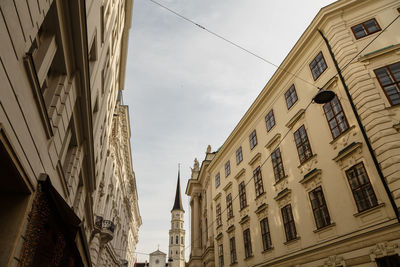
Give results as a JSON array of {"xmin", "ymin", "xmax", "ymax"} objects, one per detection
[{"xmin": 172, "ymin": 169, "xmax": 184, "ymax": 211}]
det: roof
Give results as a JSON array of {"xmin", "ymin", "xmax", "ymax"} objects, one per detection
[
  {"xmin": 150, "ymin": 249, "xmax": 166, "ymax": 255},
  {"xmin": 172, "ymin": 169, "xmax": 184, "ymax": 211}
]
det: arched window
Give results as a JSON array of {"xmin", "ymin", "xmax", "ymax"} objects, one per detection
[
  {"xmin": 171, "ymin": 236, "xmax": 173, "ymax": 244},
  {"xmin": 181, "ymin": 236, "xmax": 184, "ymax": 244},
  {"xmin": 176, "ymin": 235, "xmax": 179, "ymax": 244}
]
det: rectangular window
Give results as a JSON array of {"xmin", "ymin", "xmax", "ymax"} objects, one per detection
[
  {"xmin": 323, "ymin": 96, "xmax": 349, "ymax": 139},
  {"xmin": 225, "ymin": 160, "xmax": 231, "ymax": 177},
  {"xmin": 376, "ymin": 255, "xmax": 400, "ymax": 267},
  {"xmin": 271, "ymin": 147, "xmax": 285, "ymax": 182},
  {"xmin": 226, "ymin": 193, "xmax": 233, "ymax": 219},
  {"xmin": 265, "ymin": 109, "xmax": 275, "ymax": 131},
  {"xmin": 253, "ymin": 166, "xmax": 264, "ymax": 197},
  {"xmin": 309, "ymin": 186, "xmax": 331, "ymax": 229},
  {"xmin": 310, "ymin": 52, "xmax": 327, "ymax": 80},
  {"xmin": 216, "ymin": 203, "xmax": 222, "ymax": 227},
  {"xmin": 285, "ymin": 85, "xmax": 298, "ymax": 109},
  {"xmin": 218, "ymin": 244, "xmax": 224, "ymax": 267},
  {"xmin": 374, "ymin": 62, "xmax": 400, "ymax": 106},
  {"xmin": 176, "ymin": 235, "xmax": 179, "ymax": 244},
  {"xmin": 239, "ymin": 181, "xmax": 247, "ymax": 210},
  {"xmin": 351, "ymin": 18, "xmax": 381, "ymax": 39},
  {"xmin": 249, "ymin": 130, "xmax": 257, "ymax": 149},
  {"xmin": 281, "ymin": 204, "xmax": 297, "ymax": 242},
  {"xmin": 243, "ymin": 229, "xmax": 252, "ymax": 258},
  {"xmin": 236, "ymin": 147, "xmax": 243, "ymax": 165},
  {"xmin": 215, "ymin": 173, "xmax": 220, "ymax": 188},
  {"xmin": 346, "ymin": 162, "xmax": 378, "ymax": 212},
  {"xmin": 260, "ymin": 218, "xmax": 272, "ymax": 251},
  {"xmin": 294, "ymin": 125, "xmax": 313, "ymax": 164},
  {"xmin": 229, "ymin": 237, "xmax": 237, "ymax": 264}
]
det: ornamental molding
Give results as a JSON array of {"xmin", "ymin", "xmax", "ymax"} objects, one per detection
[
  {"xmin": 234, "ymin": 168, "xmax": 246, "ymax": 181},
  {"xmin": 370, "ymin": 242, "xmax": 400, "ymax": 261},
  {"xmin": 248, "ymin": 152, "xmax": 261, "ymax": 166},
  {"xmin": 285, "ymin": 108, "xmax": 305, "ymax": 129},
  {"xmin": 265, "ymin": 133, "xmax": 281, "ymax": 150}
]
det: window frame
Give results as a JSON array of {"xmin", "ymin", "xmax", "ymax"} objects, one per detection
[
  {"xmin": 294, "ymin": 125, "xmax": 313, "ymax": 164},
  {"xmin": 253, "ymin": 166, "xmax": 264, "ymax": 197},
  {"xmin": 215, "ymin": 172, "xmax": 220, "ymax": 188},
  {"xmin": 216, "ymin": 203, "xmax": 222, "ymax": 227},
  {"xmin": 236, "ymin": 147, "xmax": 243, "ymax": 165},
  {"xmin": 374, "ymin": 62, "xmax": 400, "ymax": 106},
  {"xmin": 346, "ymin": 162, "xmax": 378, "ymax": 212},
  {"xmin": 309, "ymin": 186, "xmax": 331, "ymax": 229},
  {"xmin": 265, "ymin": 109, "xmax": 275, "ymax": 132},
  {"xmin": 323, "ymin": 95, "xmax": 349, "ymax": 139},
  {"xmin": 281, "ymin": 204, "xmax": 297, "ymax": 242},
  {"xmin": 225, "ymin": 160, "xmax": 231, "ymax": 177},
  {"xmin": 239, "ymin": 181, "xmax": 247, "ymax": 210},
  {"xmin": 218, "ymin": 244, "xmax": 224, "ymax": 267},
  {"xmin": 285, "ymin": 85, "xmax": 298, "ymax": 109},
  {"xmin": 260, "ymin": 218, "xmax": 272, "ymax": 251},
  {"xmin": 229, "ymin": 237, "xmax": 237, "ymax": 264},
  {"xmin": 226, "ymin": 193, "xmax": 233, "ymax": 219},
  {"xmin": 351, "ymin": 18, "xmax": 381, "ymax": 40},
  {"xmin": 249, "ymin": 130, "xmax": 257, "ymax": 150},
  {"xmin": 243, "ymin": 228, "xmax": 253, "ymax": 258},
  {"xmin": 271, "ymin": 147, "xmax": 285, "ymax": 182},
  {"xmin": 309, "ymin": 51, "xmax": 327, "ymax": 80}
]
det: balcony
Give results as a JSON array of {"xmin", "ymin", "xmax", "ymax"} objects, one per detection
[
  {"xmin": 94, "ymin": 215, "xmax": 103, "ymax": 233},
  {"xmin": 95, "ymin": 215, "xmax": 115, "ymax": 242}
]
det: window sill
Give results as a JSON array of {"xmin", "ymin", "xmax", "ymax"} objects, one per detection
[
  {"xmin": 353, "ymin": 203, "xmax": 385, "ymax": 217},
  {"xmin": 255, "ymin": 192, "xmax": 266, "ymax": 201},
  {"xmin": 284, "ymin": 236, "xmax": 300, "ymax": 245},
  {"xmin": 329, "ymin": 125, "xmax": 356, "ymax": 145},
  {"xmin": 313, "ymin": 222, "xmax": 336, "ymax": 233},
  {"xmin": 297, "ymin": 154, "xmax": 317, "ymax": 169},
  {"xmin": 244, "ymin": 255, "xmax": 254, "ymax": 261},
  {"xmin": 273, "ymin": 175, "xmax": 288, "ymax": 187},
  {"xmin": 230, "ymin": 262, "xmax": 238, "ymax": 266},
  {"xmin": 262, "ymin": 247, "xmax": 274, "ymax": 254},
  {"xmin": 239, "ymin": 205, "xmax": 249, "ymax": 212}
]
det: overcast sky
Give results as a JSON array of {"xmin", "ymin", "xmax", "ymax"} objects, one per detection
[{"xmin": 123, "ymin": 0, "xmax": 337, "ymax": 262}]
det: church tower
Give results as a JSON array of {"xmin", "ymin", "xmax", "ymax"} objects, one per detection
[{"xmin": 168, "ymin": 168, "xmax": 185, "ymax": 267}]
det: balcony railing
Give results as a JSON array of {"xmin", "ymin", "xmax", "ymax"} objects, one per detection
[{"xmin": 94, "ymin": 215, "xmax": 115, "ymax": 242}]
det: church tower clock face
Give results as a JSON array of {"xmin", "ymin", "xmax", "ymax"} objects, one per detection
[{"xmin": 169, "ymin": 167, "xmax": 185, "ymax": 267}]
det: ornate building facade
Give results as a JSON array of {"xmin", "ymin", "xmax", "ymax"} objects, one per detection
[
  {"xmin": 186, "ymin": 0, "xmax": 400, "ymax": 266},
  {"xmin": 0, "ymin": 0, "xmax": 140, "ymax": 266}
]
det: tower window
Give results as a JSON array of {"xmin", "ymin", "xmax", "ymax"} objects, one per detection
[{"xmin": 176, "ymin": 235, "xmax": 179, "ymax": 244}]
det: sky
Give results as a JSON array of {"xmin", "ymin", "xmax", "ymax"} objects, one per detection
[{"xmin": 123, "ymin": 0, "xmax": 337, "ymax": 262}]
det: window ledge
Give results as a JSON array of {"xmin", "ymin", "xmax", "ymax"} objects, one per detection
[
  {"xmin": 265, "ymin": 133, "xmax": 281, "ymax": 150},
  {"xmin": 262, "ymin": 247, "xmax": 274, "ymax": 254},
  {"xmin": 226, "ymin": 225, "xmax": 235, "ymax": 233},
  {"xmin": 299, "ymin": 168, "xmax": 321, "ymax": 185},
  {"xmin": 234, "ymin": 168, "xmax": 246, "ymax": 180},
  {"xmin": 359, "ymin": 43, "xmax": 400, "ymax": 62},
  {"xmin": 239, "ymin": 205, "xmax": 249, "ymax": 212},
  {"xmin": 248, "ymin": 152, "xmax": 261, "ymax": 166},
  {"xmin": 230, "ymin": 262, "xmax": 238, "ymax": 266},
  {"xmin": 333, "ymin": 142, "xmax": 362, "ymax": 162},
  {"xmin": 297, "ymin": 154, "xmax": 317, "ymax": 169},
  {"xmin": 329, "ymin": 125, "xmax": 356, "ymax": 145},
  {"xmin": 213, "ymin": 192, "xmax": 222, "ymax": 201},
  {"xmin": 353, "ymin": 203, "xmax": 385, "ymax": 217},
  {"xmin": 239, "ymin": 215, "xmax": 250, "ymax": 225},
  {"xmin": 284, "ymin": 236, "xmax": 300, "ymax": 245},
  {"xmin": 274, "ymin": 188, "xmax": 291, "ymax": 201},
  {"xmin": 255, "ymin": 203, "xmax": 268, "ymax": 214},
  {"xmin": 244, "ymin": 255, "xmax": 254, "ymax": 261},
  {"xmin": 255, "ymin": 192, "xmax": 266, "ymax": 201},
  {"xmin": 223, "ymin": 182, "xmax": 233, "ymax": 192},
  {"xmin": 286, "ymin": 108, "xmax": 305, "ymax": 129},
  {"xmin": 273, "ymin": 175, "xmax": 288, "ymax": 187},
  {"xmin": 313, "ymin": 222, "xmax": 336, "ymax": 233}
]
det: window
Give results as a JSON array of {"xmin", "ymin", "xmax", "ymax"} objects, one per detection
[
  {"xmin": 294, "ymin": 125, "xmax": 313, "ymax": 164},
  {"xmin": 346, "ymin": 162, "xmax": 378, "ymax": 212},
  {"xmin": 205, "ymin": 218, "xmax": 208, "ymax": 241},
  {"xmin": 253, "ymin": 166, "xmax": 264, "ymax": 197},
  {"xmin": 225, "ymin": 161, "xmax": 231, "ymax": 177},
  {"xmin": 218, "ymin": 244, "xmax": 224, "ymax": 267},
  {"xmin": 309, "ymin": 186, "xmax": 331, "ymax": 229},
  {"xmin": 236, "ymin": 147, "xmax": 243, "ymax": 165},
  {"xmin": 285, "ymin": 85, "xmax": 298, "ymax": 109},
  {"xmin": 176, "ymin": 235, "xmax": 179, "ymax": 244},
  {"xmin": 271, "ymin": 147, "xmax": 285, "ymax": 182},
  {"xmin": 351, "ymin": 18, "xmax": 381, "ymax": 39},
  {"xmin": 260, "ymin": 218, "xmax": 272, "ymax": 251},
  {"xmin": 281, "ymin": 204, "xmax": 297, "ymax": 242},
  {"xmin": 171, "ymin": 236, "xmax": 173, "ymax": 244},
  {"xmin": 226, "ymin": 193, "xmax": 233, "ymax": 219},
  {"xmin": 374, "ymin": 62, "xmax": 400, "ymax": 106},
  {"xmin": 323, "ymin": 96, "xmax": 349, "ymax": 139},
  {"xmin": 215, "ymin": 173, "xmax": 220, "ymax": 188},
  {"xmin": 310, "ymin": 52, "xmax": 327, "ymax": 80},
  {"xmin": 265, "ymin": 109, "xmax": 275, "ymax": 131},
  {"xmin": 181, "ymin": 236, "xmax": 184, "ymax": 244},
  {"xmin": 249, "ymin": 130, "xmax": 257, "ymax": 149},
  {"xmin": 239, "ymin": 181, "xmax": 247, "ymax": 210},
  {"xmin": 376, "ymin": 255, "xmax": 400, "ymax": 267},
  {"xmin": 229, "ymin": 237, "xmax": 237, "ymax": 264},
  {"xmin": 216, "ymin": 203, "xmax": 222, "ymax": 227},
  {"xmin": 243, "ymin": 229, "xmax": 252, "ymax": 258}
]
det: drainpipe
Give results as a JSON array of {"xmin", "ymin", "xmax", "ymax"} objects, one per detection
[{"xmin": 318, "ymin": 30, "xmax": 400, "ymax": 223}]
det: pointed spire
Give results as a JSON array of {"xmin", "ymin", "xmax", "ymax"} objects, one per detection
[{"xmin": 172, "ymin": 164, "xmax": 184, "ymax": 211}]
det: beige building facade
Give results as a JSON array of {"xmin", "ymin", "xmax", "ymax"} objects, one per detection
[
  {"xmin": 0, "ymin": 0, "xmax": 140, "ymax": 266},
  {"xmin": 186, "ymin": 0, "xmax": 400, "ymax": 266}
]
